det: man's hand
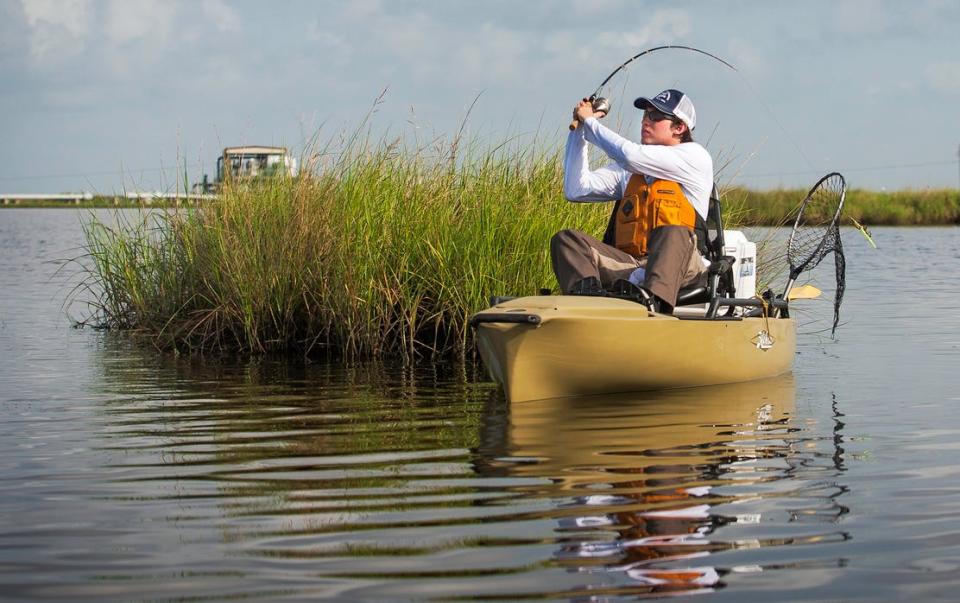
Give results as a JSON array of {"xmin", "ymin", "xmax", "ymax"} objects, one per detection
[
  {"xmin": 576, "ymin": 98, "xmax": 608, "ymax": 121},
  {"xmin": 575, "ymin": 98, "xmax": 595, "ymax": 122},
  {"xmin": 569, "ymin": 98, "xmax": 607, "ymax": 131}
]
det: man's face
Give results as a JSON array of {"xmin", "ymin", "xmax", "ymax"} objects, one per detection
[{"xmin": 640, "ymin": 109, "xmax": 685, "ymax": 145}]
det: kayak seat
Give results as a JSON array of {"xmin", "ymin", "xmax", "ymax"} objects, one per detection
[
  {"xmin": 676, "ymin": 255, "xmax": 735, "ymax": 305},
  {"xmin": 675, "ymin": 186, "xmax": 737, "ymax": 316}
]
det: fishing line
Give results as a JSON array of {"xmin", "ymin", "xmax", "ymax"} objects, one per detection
[
  {"xmin": 570, "ymin": 44, "xmax": 736, "ymax": 131},
  {"xmin": 727, "ymin": 69, "xmax": 818, "ymax": 173},
  {"xmin": 575, "ymin": 44, "xmax": 817, "ymax": 173}
]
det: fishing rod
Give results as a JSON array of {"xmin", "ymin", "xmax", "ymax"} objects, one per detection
[{"xmin": 569, "ymin": 44, "xmax": 738, "ymax": 130}]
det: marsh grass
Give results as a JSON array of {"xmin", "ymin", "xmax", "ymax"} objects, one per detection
[
  {"xmin": 80, "ymin": 121, "xmax": 942, "ymax": 359},
  {"xmin": 731, "ymin": 186, "xmax": 960, "ymax": 226},
  {"xmin": 81, "ymin": 132, "xmax": 609, "ymax": 359}
]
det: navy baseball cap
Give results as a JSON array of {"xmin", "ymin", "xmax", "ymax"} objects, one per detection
[{"xmin": 634, "ymin": 89, "xmax": 697, "ymax": 130}]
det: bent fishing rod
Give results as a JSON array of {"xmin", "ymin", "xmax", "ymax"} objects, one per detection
[{"xmin": 568, "ymin": 44, "xmax": 738, "ymax": 130}]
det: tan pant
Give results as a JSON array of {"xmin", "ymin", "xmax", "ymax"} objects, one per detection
[{"xmin": 550, "ymin": 226, "xmax": 706, "ymax": 306}]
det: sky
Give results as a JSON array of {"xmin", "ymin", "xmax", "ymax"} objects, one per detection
[{"xmin": 1, "ymin": 0, "xmax": 959, "ymax": 194}]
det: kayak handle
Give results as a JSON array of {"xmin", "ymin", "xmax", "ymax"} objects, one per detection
[{"xmin": 469, "ymin": 313, "xmax": 542, "ymax": 328}]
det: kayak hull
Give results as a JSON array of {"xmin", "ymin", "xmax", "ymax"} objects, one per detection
[{"xmin": 472, "ymin": 296, "xmax": 795, "ymax": 402}]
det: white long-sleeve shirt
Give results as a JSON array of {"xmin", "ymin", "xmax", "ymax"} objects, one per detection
[{"xmin": 563, "ymin": 116, "xmax": 713, "ymax": 219}]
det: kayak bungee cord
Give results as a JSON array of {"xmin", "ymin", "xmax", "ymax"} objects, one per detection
[{"xmin": 569, "ymin": 44, "xmax": 738, "ymax": 130}]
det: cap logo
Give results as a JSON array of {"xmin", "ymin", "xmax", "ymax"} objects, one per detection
[{"xmin": 655, "ymin": 91, "xmax": 671, "ymax": 103}]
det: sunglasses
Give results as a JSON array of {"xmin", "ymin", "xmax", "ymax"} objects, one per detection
[{"xmin": 643, "ymin": 109, "xmax": 677, "ymax": 123}]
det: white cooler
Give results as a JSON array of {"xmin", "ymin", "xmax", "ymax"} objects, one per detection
[{"xmin": 722, "ymin": 230, "xmax": 757, "ymax": 299}]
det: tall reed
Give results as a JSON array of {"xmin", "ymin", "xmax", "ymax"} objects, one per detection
[{"xmin": 81, "ymin": 132, "xmax": 609, "ymax": 359}]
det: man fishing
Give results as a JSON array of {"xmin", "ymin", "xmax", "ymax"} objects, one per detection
[{"xmin": 551, "ymin": 89, "xmax": 714, "ymax": 314}]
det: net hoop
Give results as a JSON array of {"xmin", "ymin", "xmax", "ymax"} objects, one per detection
[{"xmin": 786, "ymin": 171, "xmax": 846, "ymax": 277}]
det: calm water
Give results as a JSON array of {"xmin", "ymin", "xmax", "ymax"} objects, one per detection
[{"xmin": 1, "ymin": 209, "xmax": 959, "ymax": 601}]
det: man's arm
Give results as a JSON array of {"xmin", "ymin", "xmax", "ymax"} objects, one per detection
[
  {"xmin": 563, "ymin": 127, "xmax": 624, "ymax": 202},
  {"xmin": 580, "ymin": 117, "xmax": 713, "ymax": 216}
]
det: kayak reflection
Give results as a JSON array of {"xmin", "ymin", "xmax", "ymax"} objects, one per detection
[{"xmin": 477, "ymin": 375, "xmax": 801, "ymax": 597}]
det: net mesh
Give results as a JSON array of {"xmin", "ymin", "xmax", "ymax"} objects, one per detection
[{"xmin": 787, "ymin": 173, "xmax": 846, "ymax": 335}]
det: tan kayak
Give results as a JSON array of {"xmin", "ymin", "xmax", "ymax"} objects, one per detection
[{"xmin": 472, "ymin": 295, "xmax": 795, "ymax": 402}]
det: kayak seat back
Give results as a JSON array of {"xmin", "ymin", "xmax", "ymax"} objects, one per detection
[{"xmin": 675, "ymin": 185, "xmax": 737, "ymax": 315}]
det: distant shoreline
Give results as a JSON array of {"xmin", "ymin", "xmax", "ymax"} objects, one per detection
[
  {"xmin": 0, "ymin": 196, "xmax": 207, "ymax": 209},
  {"xmin": 4, "ymin": 189, "xmax": 958, "ymax": 226},
  {"xmin": 726, "ymin": 187, "xmax": 960, "ymax": 226}
]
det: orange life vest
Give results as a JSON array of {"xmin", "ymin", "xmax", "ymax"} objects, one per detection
[{"xmin": 612, "ymin": 174, "xmax": 698, "ymax": 257}]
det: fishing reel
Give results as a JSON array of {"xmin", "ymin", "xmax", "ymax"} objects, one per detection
[
  {"xmin": 569, "ymin": 95, "xmax": 611, "ymax": 131},
  {"xmin": 588, "ymin": 95, "xmax": 611, "ymax": 116}
]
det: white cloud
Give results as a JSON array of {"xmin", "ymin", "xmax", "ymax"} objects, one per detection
[
  {"xmin": 21, "ymin": 0, "xmax": 90, "ymax": 36},
  {"xmin": 726, "ymin": 38, "xmax": 767, "ymax": 78},
  {"xmin": 831, "ymin": 0, "xmax": 958, "ymax": 37},
  {"xmin": 925, "ymin": 61, "xmax": 960, "ymax": 95},
  {"xmin": 342, "ymin": 0, "xmax": 384, "ymax": 21},
  {"xmin": 451, "ymin": 22, "xmax": 530, "ymax": 86},
  {"xmin": 99, "ymin": 0, "xmax": 191, "ymax": 76},
  {"xmin": 39, "ymin": 83, "xmax": 104, "ymax": 109},
  {"xmin": 832, "ymin": 0, "xmax": 895, "ymax": 36},
  {"xmin": 18, "ymin": 0, "xmax": 241, "ymax": 75},
  {"xmin": 104, "ymin": 0, "xmax": 179, "ymax": 47},
  {"xmin": 567, "ymin": 0, "xmax": 634, "ymax": 17},
  {"xmin": 20, "ymin": 0, "xmax": 92, "ymax": 64},
  {"xmin": 597, "ymin": 8, "xmax": 691, "ymax": 51},
  {"xmin": 378, "ymin": 12, "xmax": 433, "ymax": 54},
  {"xmin": 305, "ymin": 22, "xmax": 352, "ymax": 71},
  {"xmin": 201, "ymin": 0, "xmax": 241, "ymax": 34},
  {"xmin": 908, "ymin": 0, "xmax": 960, "ymax": 32}
]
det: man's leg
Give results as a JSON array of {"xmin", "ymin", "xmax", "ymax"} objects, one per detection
[
  {"xmin": 643, "ymin": 226, "xmax": 706, "ymax": 308},
  {"xmin": 550, "ymin": 229, "xmax": 642, "ymax": 294}
]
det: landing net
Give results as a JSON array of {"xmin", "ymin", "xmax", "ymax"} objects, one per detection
[{"xmin": 786, "ymin": 172, "xmax": 846, "ymax": 335}]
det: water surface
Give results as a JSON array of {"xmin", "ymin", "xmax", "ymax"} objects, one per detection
[{"xmin": 1, "ymin": 209, "xmax": 959, "ymax": 601}]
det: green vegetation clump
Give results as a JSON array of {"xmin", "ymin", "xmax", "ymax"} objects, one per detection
[{"xmin": 81, "ymin": 134, "xmax": 608, "ymax": 358}]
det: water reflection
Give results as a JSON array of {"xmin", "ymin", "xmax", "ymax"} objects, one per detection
[
  {"xmin": 476, "ymin": 377, "xmax": 850, "ymax": 599},
  {"xmin": 27, "ymin": 341, "xmax": 851, "ymax": 601}
]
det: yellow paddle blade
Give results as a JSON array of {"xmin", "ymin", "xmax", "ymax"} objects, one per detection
[{"xmin": 788, "ymin": 284, "xmax": 822, "ymax": 300}]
